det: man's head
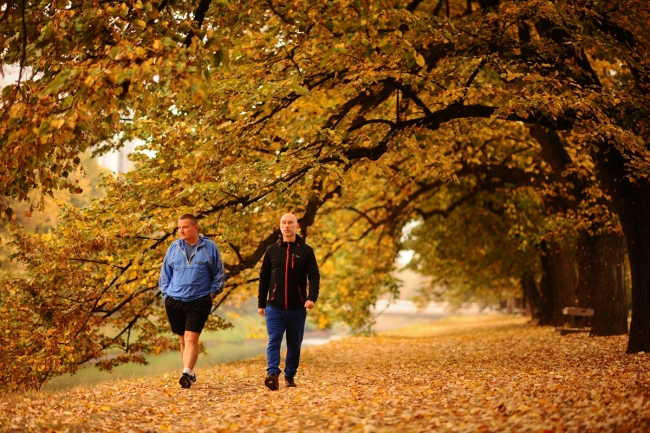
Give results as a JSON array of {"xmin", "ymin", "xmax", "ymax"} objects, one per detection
[
  {"xmin": 178, "ymin": 214, "xmax": 200, "ymax": 245},
  {"xmin": 280, "ymin": 213, "xmax": 299, "ymax": 242}
]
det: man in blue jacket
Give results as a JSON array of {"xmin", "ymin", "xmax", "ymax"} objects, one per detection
[
  {"xmin": 159, "ymin": 214, "xmax": 225, "ymax": 388},
  {"xmin": 258, "ymin": 213, "xmax": 320, "ymax": 390}
]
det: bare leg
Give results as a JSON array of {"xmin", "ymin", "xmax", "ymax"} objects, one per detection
[
  {"xmin": 179, "ymin": 334, "xmax": 185, "ymax": 362},
  {"xmin": 181, "ymin": 331, "xmax": 201, "ymax": 370}
]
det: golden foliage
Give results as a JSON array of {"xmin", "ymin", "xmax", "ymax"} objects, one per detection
[{"xmin": 3, "ymin": 0, "xmax": 650, "ymax": 389}]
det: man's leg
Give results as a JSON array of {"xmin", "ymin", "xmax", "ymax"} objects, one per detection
[
  {"xmin": 265, "ymin": 305, "xmax": 284, "ymax": 390},
  {"xmin": 284, "ymin": 308, "xmax": 307, "ymax": 382},
  {"xmin": 165, "ymin": 296, "xmax": 189, "ymax": 367},
  {"xmin": 178, "ymin": 295, "xmax": 212, "ymax": 388},
  {"xmin": 179, "ymin": 334, "xmax": 185, "ymax": 361},
  {"xmin": 180, "ymin": 331, "xmax": 201, "ymax": 370}
]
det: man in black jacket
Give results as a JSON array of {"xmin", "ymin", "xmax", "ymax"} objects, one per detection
[{"xmin": 258, "ymin": 213, "xmax": 320, "ymax": 390}]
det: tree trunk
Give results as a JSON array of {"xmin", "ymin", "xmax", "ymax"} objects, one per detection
[
  {"xmin": 575, "ymin": 230, "xmax": 595, "ymax": 309},
  {"xmin": 593, "ymin": 144, "xmax": 650, "ymax": 352},
  {"xmin": 538, "ymin": 245, "xmax": 556, "ymax": 326},
  {"xmin": 538, "ymin": 241, "xmax": 577, "ymax": 326},
  {"xmin": 539, "ymin": 240, "xmax": 578, "ymax": 326},
  {"xmin": 521, "ymin": 273, "xmax": 541, "ymax": 322},
  {"xmin": 611, "ymin": 201, "xmax": 649, "ymax": 350},
  {"xmin": 588, "ymin": 231, "xmax": 628, "ymax": 336}
]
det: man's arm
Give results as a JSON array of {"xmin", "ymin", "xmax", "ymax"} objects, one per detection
[
  {"xmin": 305, "ymin": 248, "xmax": 320, "ymax": 304},
  {"xmin": 210, "ymin": 243, "xmax": 225, "ymax": 297},
  {"xmin": 158, "ymin": 244, "xmax": 175, "ymax": 298},
  {"xmin": 258, "ymin": 250, "xmax": 272, "ymax": 309}
]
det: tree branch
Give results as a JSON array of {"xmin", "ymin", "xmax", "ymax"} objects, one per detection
[
  {"xmin": 183, "ymin": 0, "xmax": 212, "ymax": 47},
  {"xmin": 406, "ymin": 0, "xmax": 425, "ymax": 12},
  {"xmin": 0, "ymin": 0, "xmax": 14, "ymax": 24},
  {"xmin": 266, "ymin": 0, "xmax": 293, "ymax": 25},
  {"xmin": 227, "ymin": 242, "xmax": 246, "ymax": 266},
  {"xmin": 386, "ymin": 77, "xmax": 433, "ymax": 117},
  {"xmin": 17, "ymin": 0, "xmax": 27, "ymax": 91}
]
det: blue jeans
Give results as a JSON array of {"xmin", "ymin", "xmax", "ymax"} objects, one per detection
[{"xmin": 265, "ymin": 305, "xmax": 307, "ymax": 377}]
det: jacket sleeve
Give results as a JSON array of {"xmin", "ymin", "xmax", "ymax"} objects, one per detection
[
  {"xmin": 210, "ymin": 243, "xmax": 226, "ymax": 296},
  {"xmin": 158, "ymin": 244, "xmax": 175, "ymax": 298},
  {"xmin": 305, "ymin": 248, "xmax": 320, "ymax": 303},
  {"xmin": 258, "ymin": 250, "xmax": 272, "ymax": 308}
]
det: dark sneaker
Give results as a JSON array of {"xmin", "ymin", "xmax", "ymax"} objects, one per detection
[
  {"xmin": 285, "ymin": 376, "xmax": 296, "ymax": 388},
  {"xmin": 265, "ymin": 373, "xmax": 279, "ymax": 391},
  {"xmin": 179, "ymin": 372, "xmax": 195, "ymax": 389}
]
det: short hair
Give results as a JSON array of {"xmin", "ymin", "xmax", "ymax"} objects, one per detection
[{"xmin": 178, "ymin": 214, "xmax": 198, "ymax": 225}]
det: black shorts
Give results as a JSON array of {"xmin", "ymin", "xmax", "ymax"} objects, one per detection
[{"xmin": 164, "ymin": 295, "xmax": 213, "ymax": 335}]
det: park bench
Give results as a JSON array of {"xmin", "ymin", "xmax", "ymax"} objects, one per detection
[{"xmin": 557, "ymin": 307, "xmax": 594, "ymax": 335}]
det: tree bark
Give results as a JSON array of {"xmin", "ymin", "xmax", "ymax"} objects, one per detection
[
  {"xmin": 538, "ymin": 246, "xmax": 556, "ymax": 326},
  {"xmin": 521, "ymin": 273, "xmax": 541, "ymax": 322},
  {"xmin": 539, "ymin": 240, "xmax": 578, "ymax": 326},
  {"xmin": 619, "ymin": 199, "xmax": 650, "ymax": 351},
  {"xmin": 587, "ymin": 231, "xmax": 628, "ymax": 336},
  {"xmin": 592, "ymin": 144, "xmax": 650, "ymax": 352},
  {"xmin": 575, "ymin": 230, "xmax": 595, "ymax": 309},
  {"xmin": 549, "ymin": 240, "xmax": 578, "ymax": 326}
]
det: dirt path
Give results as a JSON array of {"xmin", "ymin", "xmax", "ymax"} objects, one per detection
[{"xmin": 1, "ymin": 315, "xmax": 649, "ymax": 432}]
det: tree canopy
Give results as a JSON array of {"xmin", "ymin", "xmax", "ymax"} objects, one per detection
[{"xmin": 2, "ymin": 0, "xmax": 650, "ymax": 390}]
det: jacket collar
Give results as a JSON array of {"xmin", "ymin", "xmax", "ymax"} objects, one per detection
[
  {"xmin": 178, "ymin": 235, "xmax": 205, "ymax": 248},
  {"xmin": 278, "ymin": 234, "xmax": 302, "ymax": 247}
]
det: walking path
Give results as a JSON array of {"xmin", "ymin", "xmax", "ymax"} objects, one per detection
[{"xmin": 1, "ymin": 315, "xmax": 648, "ymax": 432}]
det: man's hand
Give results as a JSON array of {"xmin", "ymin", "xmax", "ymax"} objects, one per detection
[
  {"xmin": 305, "ymin": 300, "xmax": 315, "ymax": 309},
  {"xmin": 258, "ymin": 308, "xmax": 266, "ymax": 317}
]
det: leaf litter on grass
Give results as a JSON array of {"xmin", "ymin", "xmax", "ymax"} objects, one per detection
[{"xmin": 1, "ymin": 314, "xmax": 649, "ymax": 432}]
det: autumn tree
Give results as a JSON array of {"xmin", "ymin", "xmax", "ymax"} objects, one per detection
[
  {"xmin": 2, "ymin": 0, "xmax": 650, "ymax": 390},
  {"xmin": 399, "ymin": 119, "xmax": 627, "ymax": 333},
  {"xmin": 0, "ymin": 151, "xmax": 106, "ymax": 270}
]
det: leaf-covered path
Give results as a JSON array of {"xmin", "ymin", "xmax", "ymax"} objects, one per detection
[{"xmin": 2, "ymin": 315, "xmax": 649, "ymax": 432}]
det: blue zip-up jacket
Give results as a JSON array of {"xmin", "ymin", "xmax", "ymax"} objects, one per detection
[{"xmin": 159, "ymin": 235, "xmax": 225, "ymax": 302}]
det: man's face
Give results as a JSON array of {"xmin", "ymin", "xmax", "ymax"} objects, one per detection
[
  {"xmin": 280, "ymin": 214, "xmax": 299, "ymax": 239},
  {"xmin": 178, "ymin": 218, "xmax": 199, "ymax": 243}
]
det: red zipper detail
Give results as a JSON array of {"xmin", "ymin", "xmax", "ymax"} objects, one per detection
[
  {"xmin": 270, "ymin": 283, "xmax": 277, "ymax": 301},
  {"xmin": 297, "ymin": 284, "xmax": 304, "ymax": 303},
  {"xmin": 292, "ymin": 254, "xmax": 295, "ymax": 269},
  {"xmin": 285, "ymin": 243, "xmax": 290, "ymax": 309}
]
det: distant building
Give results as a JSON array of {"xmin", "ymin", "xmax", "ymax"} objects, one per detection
[
  {"xmin": 94, "ymin": 141, "xmax": 140, "ymax": 174},
  {"xmin": 0, "ymin": 65, "xmax": 20, "ymax": 87}
]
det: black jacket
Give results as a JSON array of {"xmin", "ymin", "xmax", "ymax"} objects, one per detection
[{"xmin": 258, "ymin": 235, "xmax": 320, "ymax": 310}]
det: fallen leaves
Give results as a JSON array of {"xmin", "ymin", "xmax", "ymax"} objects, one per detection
[{"xmin": 1, "ymin": 314, "xmax": 649, "ymax": 432}]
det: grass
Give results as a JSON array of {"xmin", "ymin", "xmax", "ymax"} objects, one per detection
[{"xmin": 44, "ymin": 306, "xmax": 269, "ymax": 391}]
